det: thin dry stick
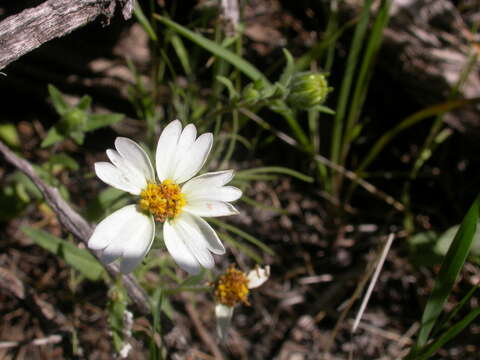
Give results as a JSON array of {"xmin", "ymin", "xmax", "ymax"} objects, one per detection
[
  {"xmin": 351, "ymin": 233, "xmax": 395, "ymax": 333},
  {"xmin": 0, "ymin": 140, "xmax": 150, "ymax": 315},
  {"xmin": 185, "ymin": 302, "xmax": 224, "ymax": 360},
  {"xmin": 0, "ymin": 335, "xmax": 62, "ymax": 349},
  {"xmin": 239, "ymin": 107, "xmax": 405, "ymax": 212}
]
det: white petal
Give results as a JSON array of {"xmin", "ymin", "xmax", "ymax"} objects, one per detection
[
  {"xmin": 181, "ymin": 170, "xmax": 235, "ymax": 194},
  {"xmin": 163, "ymin": 220, "xmax": 201, "ymax": 274},
  {"xmin": 97, "ymin": 206, "xmax": 153, "ymax": 265},
  {"xmin": 106, "ymin": 149, "xmax": 147, "ymax": 190},
  {"xmin": 173, "ymin": 133, "xmax": 213, "ymax": 184},
  {"xmin": 94, "ymin": 162, "xmax": 141, "ymax": 195},
  {"xmin": 119, "ymin": 214, "xmax": 155, "ymax": 274},
  {"xmin": 247, "ymin": 266, "xmax": 270, "ymax": 289},
  {"xmin": 183, "ymin": 200, "xmax": 239, "ymax": 217},
  {"xmin": 215, "ymin": 303, "xmax": 234, "ymax": 341},
  {"xmin": 181, "ymin": 212, "xmax": 225, "ymax": 254},
  {"xmin": 174, "ymin": 216, "xmax": 214, "ymax": 269},
  {"xmin": 88, "ymin": 205, "xmax": 153, "ymax": 267},
  {"xmin": 173, "ymin": 124, "xmax": 197, "ymax": 168},
  {"xmin": 88, "ymin": 205, "xmax": 138, "ymax": 251},
  {"xmin": 184, "ymin": 185, "xmax": 242, "ymax": 203},
  {"xmin": 156, "ymin": 120, "xmax": 182, "ymax": 181},
  {"xmin": 115, "ymin": 137, "xmax": 155, "ymax": 182}
]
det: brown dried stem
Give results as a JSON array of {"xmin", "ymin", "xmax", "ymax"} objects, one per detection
[{"xmin": 0, "ymin": 140, "xmax": 150, "ymax": 315}]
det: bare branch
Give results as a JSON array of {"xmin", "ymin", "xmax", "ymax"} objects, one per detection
[
  {"xmin": 0, "ymin": 0, "xmax": 134, "ymax": 71},
  {"xmin": 0, "ymin": 140, "xmax": 150, "ymax": 315}
]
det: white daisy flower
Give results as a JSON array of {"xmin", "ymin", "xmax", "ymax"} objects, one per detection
[
  {"xmin": 88, "ymin": 120, "xmax": 242, "ymax": 274},
  {"xmin": 213, "ymin": 265, "xmax": 270, "ymax": 340}
]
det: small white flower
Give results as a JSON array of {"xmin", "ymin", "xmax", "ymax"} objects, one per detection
[
  {"xmin": 88, "ymin": 120, "xmax": 242, "ymax": 274},
  {"xmin": 213, "ymin": 265, "xmax": 270, "ymax": 340}
]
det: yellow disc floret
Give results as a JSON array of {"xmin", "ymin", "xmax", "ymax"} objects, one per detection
[
  {"xmin": 214, "ymin": 265, "xmax": 250, "ymax": 307},
  {"xmin": 139, "ymin": 180, "xmax": 186, "ymax": 222}
]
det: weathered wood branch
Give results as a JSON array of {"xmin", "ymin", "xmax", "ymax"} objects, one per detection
[
  {"xmin": 0, "ymin": 0, "xmax": 134, "ymax": 71},
  {"xmin": 0, "ymin": 140, "xmax": 150, "ymax": 315}
]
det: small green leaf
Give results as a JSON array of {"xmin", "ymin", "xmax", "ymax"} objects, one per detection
[
  {"xmin": 48, "ymin": 84, "xmax": 69, "ymax": 115},
  {"xmin": 216, "ymin": 75, "xmax": 239, "ymax": 100},
  {"xmin": 84, "ymin": 113, "xmax": 124, "ymax": 132},
  {"xmin": 41, "ymin": 127, "xmax": 65, "ymax": 148},
  {"xmin": 0, "ymin": 123, "xmax": 20, "ymax": 148},
  {"xmin": 46, "ymin": 154, "xmax": 80, "ymax": 171},
  {"xmin": 22, "ymin": 226, "xmax": 104, "ymax": 281},
  {"xmin": 77, "ymin": 95, "xmax": 92, "ymax": 112},
  {"xmin": 70, "ymin": 131, "xmax": 85, "ymax": 145}
]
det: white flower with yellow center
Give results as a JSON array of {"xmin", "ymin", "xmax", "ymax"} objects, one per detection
[
  {"xmin": 88, "ymin": 120, "xmax": 242, "ymax": 274},
  {"xmin": 213, "ymin": 265, "xmax": 270, "ymax": 340}
]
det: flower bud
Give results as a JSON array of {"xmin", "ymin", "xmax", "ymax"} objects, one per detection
[
  {"xmin": 287, "ymin": 72, "xmax": 331, "ymax": 110},
  {"xmin": 59, "ymin": 108, "xmax": 87, "ymax": 133}
]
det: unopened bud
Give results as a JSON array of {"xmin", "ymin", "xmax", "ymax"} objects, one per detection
[{"xmin": 287, "ymin": 72, "xmax": 331, "ymax": 110}]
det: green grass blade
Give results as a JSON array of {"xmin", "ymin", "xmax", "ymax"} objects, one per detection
[
  {"xmin": 415, "ymin": 307, "xmax": 480, "ymax": 360},
  {"xmin": 236, "ymin": 166, "xmax": 314, "ymax": 183},
  {"xmin": 154, "ymin": 15, "xmax": 266, "ymax": 82},
  {"xmin": 219, "ymin": 232, "xmax": 263, "ymax": 263},
  {"xmin": 341, "ymin": 0, "xmax": 391, "ymax": 161},
  {"xmin": 208, "ymin": 218, "xmax": 275, "ymax": 255},
  {"xmin": 330, "ymin": 0, "xmax": 373, "ymax": 165},
  {"xmin": 22, "ymin": 226, "xmax": 104, "ymax": 281},
  {"xmin": 432, "ymin": 284, "xmax": 479, "ymax": 338},
  {"xmin": 413, "ymin": 194, "xmax": 480, "ymax": 350},
  {"xmin": 134, "ymin": 1, "xmax": 158, "ymax": 41},
  {"xmin": 356, "ymin": 97, "xmax": 480, "ymax": 174},
  {"xmin": 170, "ymin": 34, "xmax": 192, "ymax": 75}
]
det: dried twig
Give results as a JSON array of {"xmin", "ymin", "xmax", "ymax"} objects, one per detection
[
  {"xmin": 185, "ymin": 301, "xmax": 224, "ymax": 360},
  {"xmin": 239, "ymin": 107, "xmax": 405, "ymax": 212},
  {"xmin": 0, "ymin": 140, "xmax": 150, "ymax": 315},
  {"xmin": 351, "ymin": 233, "xmax": 395, "ymax": 333},
  {"xmin": 0, "ymin": 0, "xmax": 133, "ymax": 71},
  {"xmin": 0, "ymin": 335, "xmax": 63, "ymax": 349}
]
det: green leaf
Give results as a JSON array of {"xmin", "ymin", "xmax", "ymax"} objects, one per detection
[
  {"xmin": 108, "ymin": 282, "xmax": 128, "ymax": 353},
  {"xmin": 278, "ymin": 48, "xmax": 296, "ymax": 86},
  {"xmin": 208, "ymin": 218, "xmax": 274, "ymax": 255},
  {"xmin": 330, "ymin": 0, "xmax": 374, "ymax": 164},
  {"xmin": 171, "ymin": 34, "xmax": 192, "ymax": 75},
  {"xmin": 22, "ymin": 226, "xmax": 104, "ymax": 281},
  {"xmin": 48, "ymin": 84, "xmax": 69, "ymax": 115},
  {"xmin": 133, "ymin": 1, "xmax": 158, "ymax": 41},
  {"xmin": 0, "ymin": 123, "xmax": 20, "ymax": 148},
  {"xmin": 84, "ymin": 113, "xmax": 124, "ymax": 132},
  {"xmin": 46, "ymin": 154, "xmax": 80, "ymax": 171},
  {"xmin": 70, "ymin": 131, "xmax": 85, "ymax": 145},
  {"xmin": 235, "ymin": 166, "xmax": 314, "ymax": 183},
  {"xmin": 77, "ymin": 95, "xmax": 92, "ymax": 112},
  {"xmin": 41, "ymin": 126, "xmax": 65, "ymax": 148},
  {"xmin": 155, "ymin": 15, "xmax": 266, "ymax": 82},
  {"xmin": 415, "ymin": 307, "xmax": 480, "ymax": 360},
  {"xmin": 412, "ymin": 194, "xmax": 480, "ymax": 351},
  {"xmin": 216, "ymin": 75, "xmax": 239, "ymax": 100}
]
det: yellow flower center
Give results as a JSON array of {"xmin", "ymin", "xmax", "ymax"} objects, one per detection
[
  {"xmin": 139, "ymin": 180, "xmax": 186, "ymax": 222},
  {"xmin": 214, "ymin": 265, "xmax": 250, "ymax": 307}
]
